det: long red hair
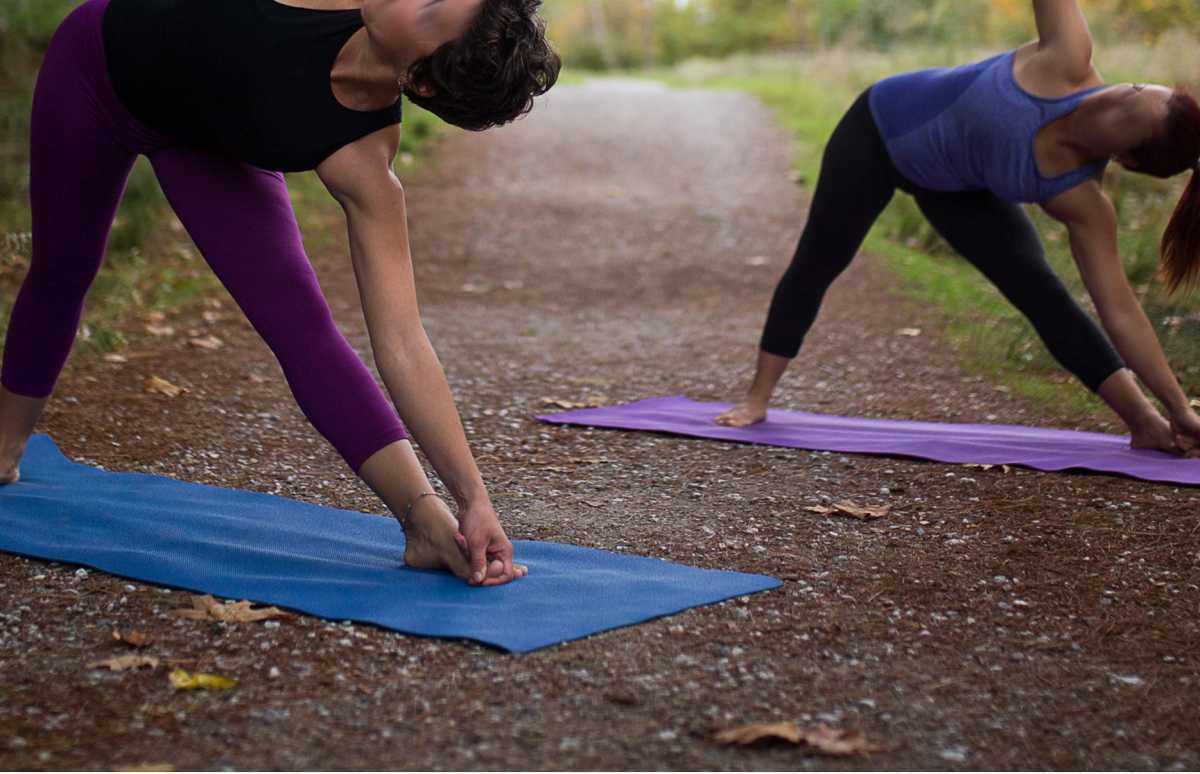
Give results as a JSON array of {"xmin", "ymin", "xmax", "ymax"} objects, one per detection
[{"xmin": 1127, "ymin": 87, "xmax": 1200, "ymax": 293}]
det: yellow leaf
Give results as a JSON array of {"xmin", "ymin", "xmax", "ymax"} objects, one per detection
[
  {"xmin": 144, "ymin": 376, "xmax": 187, "ymax": 398},
  {"xmin": 169, "ymin": 668, "xmax": 236, "ymax": 690}
]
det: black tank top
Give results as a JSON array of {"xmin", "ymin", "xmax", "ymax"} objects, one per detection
[{"xmin": 102, "ymin": 0, "xmax": 403, "ymax": 172}]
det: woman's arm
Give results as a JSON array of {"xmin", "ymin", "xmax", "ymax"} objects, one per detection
[
  {"xmin": 1043, "ymin": 184, "xmax": 1200, "ymax": 451},
  {"xmin": 1030, "ymin": 0, "xmax": 1095, "ymax": 82},
  {"xmin": 316, "ymin": 126, "xmax": 517, "ymax": 583}
]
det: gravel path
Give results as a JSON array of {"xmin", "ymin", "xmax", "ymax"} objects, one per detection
[{"xmin": 1, "ymin": 80, "xmax": 1198, "ymax": 770}]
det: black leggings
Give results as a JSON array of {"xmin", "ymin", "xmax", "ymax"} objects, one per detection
[{"xmin": 760, "ymin": 89, "xmax": 1125, "ymax": 393}]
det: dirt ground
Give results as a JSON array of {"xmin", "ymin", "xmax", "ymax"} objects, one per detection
[{"xmin": 2, "ymin": 79, "xmax": 1198, "ymax": 771}]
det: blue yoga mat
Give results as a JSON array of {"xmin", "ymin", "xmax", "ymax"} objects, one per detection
[{"xmin": 0, "ymin": 434, "xmax": 780, "ymax": 653}]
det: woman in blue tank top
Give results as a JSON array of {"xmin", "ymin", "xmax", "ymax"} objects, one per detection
[{"xmin": 719, "ymin": 0, "xmax": 1200, "ymax": 457}]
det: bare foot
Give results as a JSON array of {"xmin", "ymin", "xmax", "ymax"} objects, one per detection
[
  {"xmin": 1129, "ymin": 414, "xmax": 1180, "ymax": 454},
  {"xmin": 715, "ymin": 400, "xmax": 767, "ymax": 428},
  {"xmin": 401, "ymin": 498, "xmax": 527, "ymax": 583},
  {"xmin": 0, "ymin": 465, "xmax": 18, "ymax": 486}
]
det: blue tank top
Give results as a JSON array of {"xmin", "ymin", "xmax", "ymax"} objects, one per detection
[{"xmin": 868, "ymin": 50, "xmax": 1108, "ymax": 203}]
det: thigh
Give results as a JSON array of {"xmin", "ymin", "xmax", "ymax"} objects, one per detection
[
  {"xmin": 147, "ymin": 148, "xmax": 329, "ymax": 340},
  {"xmin": 913, "ymin": 189, "xmax": 1062, "ymax": 293}
]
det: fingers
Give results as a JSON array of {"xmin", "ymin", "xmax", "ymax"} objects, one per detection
[{"xmin": 466, "ymin": 532, "xmax": 489, "ymax": 586}]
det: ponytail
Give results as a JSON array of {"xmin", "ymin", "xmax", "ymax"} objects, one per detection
[{"xmin": 1161, "ymin": 164, "xmax": 1200, "ymax": 293}]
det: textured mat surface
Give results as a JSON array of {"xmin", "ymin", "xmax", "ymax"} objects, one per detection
[
  {"xmin": 539, "ymin": 396, "xmax": 1200, "ymax": 486},
  {"xmin": 0, "ymin": 434, "xmax": 781, "ymax": 652}
]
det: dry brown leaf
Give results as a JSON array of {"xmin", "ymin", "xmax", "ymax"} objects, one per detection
[
  {"xmin": 144, "ymin": 375, "xmax": 187, "ymax": 398},
  {"xmin": 895, "ymin": 327, "xmax": 922, "ymax": 337},
  {"xmin": 716, "ymin": 720, "xmax": 804, "ymax": 745},
  {"xmin": 112, "ymin": 629, "xmax": 152, "ymax": 648},
  {"xmin": 187, "ymin": 335, "xmax": 224, "ymax": 350},
  {"xmin": 103, "ymin": 354, "xmax": 128, "ymax": 364},
  {"xmin": 143, "ymin": 311, "xmax": 167, "ymax": 324},
  {"xmin": 246, "ymin": 373, "xmax": 268, "ymax": 384},
  {"xmin": 715, "ymin": 722, "xmax": 875, "ymax": 757},
  {"xmin": 89, "ymin": 654, "xmax": 160, "ymax": 672},
  {"xmin": 540, "ymin": 395, "xmax": 609, "ymax": 410},
  {"xmin": 173, "ymin": 594, "xmax": 294, "ymax": 623},
  {"xmin": 144, "ymin": 324, "xmax": 175, "ymax": 337},
  {"xmin": 201, "ymin": 311, "xmax": 230, "ymax": 324},
  {"xmin": 804, "ymin": 501, "xmax": 891, "ymax": 520}
]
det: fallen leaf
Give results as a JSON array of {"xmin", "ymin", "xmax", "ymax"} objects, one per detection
[
  {"xmin": 246, "ymin": 373, "xmax": 268, "ymax": 384},
  {"xmin": 112, "ymin": 629, "xmax": 152, "ymax": 648},
  {"xmin": 89, "ymin": 654, "xmax": 160, "ymax": 672},
  {"xmin": 169, "ymin": 668, "xmax": 236, "ymax": 690},
  {"xmin": 568, "ymin": 457, "xmax": 608, "ymax": 465},
  {"xmin": 202, "ymin": 311, "xmax": 230, "ymax": 324},
  {"xmin": 715, "ymin": 722, "xmax": 875, "ymax": 756},
  {"xmin": 187, "ymin": 335, "xmax": 224, "ymax": 350},
  {"xmin": 965, "ymin": 463, "xmax": 1011, "ymax": 474},
  {"xmin": 144, "ymin": 324, "xmax": 175, "ymax": 337},
  {"xmin": 143, "ymin": 311, "xmax": 166, "ymax": 324},
  {"xmin": 895, "ymin": 327, "xmax": 922, "ymax": 337},
  {"xmin": 103, "ymin": 354, "xmax": 128, "ymax": 364},
  {"xmin": 581, "ymin": 500, "xmax": 604, "ymax": 509},
  {"xmin": 144, "ymin": 376, "xmax": 187, "ymax": 398},
  {"xmin": 803, "ymin": 501, "xmax": 891, "ymax": 520},
  {"xmin": 716, "ymin": 720, "xmax": 804, "ymax": 745},
  {"xmin": 173, "ymin": 594, "xmax": 294, "ymax": 623},
  {"xmin": 540, "ymin": 395, "xmax": 610, "ymax": 410}
]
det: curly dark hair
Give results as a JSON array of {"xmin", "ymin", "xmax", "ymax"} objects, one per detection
[{"xmin": 403, "ymin": 0, "xmax": 561, "ymax": 131}]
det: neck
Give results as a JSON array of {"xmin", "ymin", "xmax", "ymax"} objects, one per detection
[{"xmin": 1063, "ymin": 89, "xmax": 1139, "ymax": 159}]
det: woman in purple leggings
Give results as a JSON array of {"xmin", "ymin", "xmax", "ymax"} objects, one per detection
[
  {"xmin": 0, "ymin": 0, "xmax": 560, "ymax": 586},
  {"xmin": 719, "ymin": 0, "xmax": 1200, "ymax": 457}
]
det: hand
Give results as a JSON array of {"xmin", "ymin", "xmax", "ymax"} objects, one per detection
[
  {"xmin": 715, "ymin": 399, "xmax": 767, "ymax": 428},
  {"xmin": 453, "ymin": 503, "xmax": 527, "ymax": 587},
  {"xmin": 1170, "ymin": 408, "xmax": 1200, "ymax": 458}
]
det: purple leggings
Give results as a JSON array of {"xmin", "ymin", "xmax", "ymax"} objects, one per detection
[{"xmin": 1, "ymin": 0, "xmax": 408, "ymax": 472}]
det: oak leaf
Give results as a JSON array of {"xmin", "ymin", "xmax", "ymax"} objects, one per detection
[
  {"xmin": 715, "ymin": 722, "xmax": 876, "ymax": 756},
  {"xmin": 173, "ymin": 594, "xmax": 294, "ymax": 623}
]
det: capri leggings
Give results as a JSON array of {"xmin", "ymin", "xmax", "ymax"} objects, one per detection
[
  {"xmin": 759, "ymin": 88, "xmax": 1125, "ymax": 393},
  {"xmin": 0, "ymin": 0, "xmax": 408, "ymax": 472}
]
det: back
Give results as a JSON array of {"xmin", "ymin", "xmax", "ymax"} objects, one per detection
[
  {"xmin": 103, "ymin": 0, "xmax": 403, "ymax": 172},
  {"xmin": 868, "ymin": 51, "xmax": 1106, "ymax": 203}
]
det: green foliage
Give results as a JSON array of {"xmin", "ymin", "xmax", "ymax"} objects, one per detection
[{"xmin": 544, "ymin": 0, "xmax": 1200, "ymax": 69}]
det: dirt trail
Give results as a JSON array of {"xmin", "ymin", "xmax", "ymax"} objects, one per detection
[{"xmin": 2, "ymin": 80, "xmax": 1198, "ymax": 770}]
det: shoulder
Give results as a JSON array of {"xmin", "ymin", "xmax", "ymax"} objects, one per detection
[
  {"xmin": 1015, "ymin": 42, "xmax": 1102, "ymax": 97},
  {"xmin": 1042, "ymin": 178, "xmax": 1115, "ymax": 229},
  {"xmin": 316, "ymin": 125, "xmax": 404, "ymax": 208}
]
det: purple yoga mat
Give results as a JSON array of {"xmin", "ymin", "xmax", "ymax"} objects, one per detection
[{"xmin": 538, "ymin": 396, "xmax": 1200, "ymax": 486}]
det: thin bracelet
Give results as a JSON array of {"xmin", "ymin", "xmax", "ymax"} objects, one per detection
[{"xmin": 399, "ymin": 492, "xmax": 439, "ymax": 528}]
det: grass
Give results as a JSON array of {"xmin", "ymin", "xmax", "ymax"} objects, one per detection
[
  {"xmin": 0, "ymin": 3, "xmax": 446, "ymax": 358},
  {"xmin": 662, "ymin": 41, "xmax": 1200, "ymax": 418}
]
